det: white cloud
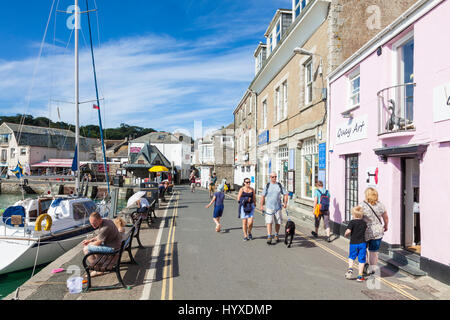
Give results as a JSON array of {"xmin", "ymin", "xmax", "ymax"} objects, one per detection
[{"xmin": 0, "ymin": 33, "xmax": 253, "ymax": 131}]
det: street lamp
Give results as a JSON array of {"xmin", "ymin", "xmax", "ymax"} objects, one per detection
[{"xmin": 293, "ymin": 47, "xmax": 323, "ymax": 76}]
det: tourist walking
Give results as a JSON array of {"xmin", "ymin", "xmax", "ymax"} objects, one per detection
[
  {"xmin": 312, "ymin": 181, "xmax": 332, "ymax": 242},
  {"xmin": 237, "ymin": 178, "xmax": 256, "ymax": 241},
  {"xmin": 189, "ymin": 172, "xmax": 196, "ymax": 193},
  {"xmin": 260, "ymin": 173, "xmax": 288, "ymax": 245},
  {"xmin": 209, "ymin": 172, "xmax": 218, "ymax": 198},
  {"xmin": 344, "ymin": 206, "xmax": 368, "ymax": 281},
  {"xmin": 361, "ymin": 187, "xmax": 389, "ymax": 275},
  {"xmin": 205, "ymin": 184, "xmax": 226, "ymax": 232}
]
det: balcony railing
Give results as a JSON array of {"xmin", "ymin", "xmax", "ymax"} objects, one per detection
[{"xmin": 377, "ymin": 82, "xmax": 416, "ymax": 135}]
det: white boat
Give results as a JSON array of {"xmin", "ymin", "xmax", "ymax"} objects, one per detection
[
  {"xmin": 0, "ymin": 196, "xmax": 109, "ymax": 275},
  {"xmin": 0, "ymin": 0, "xmax": 112, "ymax": 275}
]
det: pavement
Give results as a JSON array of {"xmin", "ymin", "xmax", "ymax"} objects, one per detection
[{"xmin": 6, "ymin": 185, "xmax": 450, "ymax": 300}]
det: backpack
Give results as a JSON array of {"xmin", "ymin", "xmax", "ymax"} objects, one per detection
[{"xmin": 317, "ymin": 189, "xmax": 330, "ymax": 212}]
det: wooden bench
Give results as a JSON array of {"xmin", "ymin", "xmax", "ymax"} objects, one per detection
[
  {"xmin": 131, "ymin": 199, "xmax": 157, "ymax": 228},
  {"xmin": 82, "ymin": 223, "xmax": 138, "ymax": 291}
]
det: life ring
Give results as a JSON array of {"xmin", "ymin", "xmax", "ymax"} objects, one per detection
[{"xmin": 35, "ymin": 214, "xmax": 52, "ymax": 231}]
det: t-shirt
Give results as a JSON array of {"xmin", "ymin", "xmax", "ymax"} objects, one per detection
[
  {"xmin": 361, "ymin": 201, "xmax": 386, "ymax": 241},
  {"xmin": 346, "ymin": 219, "xmax": 367, "ymax": 244},
  {"xmin": 95, "ymin": 219, "xmax": 122, "ymax": 249},
  {"xmin": 214, "ymin": 192, "xmax": 225, "ymax": 207},
  {"xmin": 262, "ymin": 182, "xmax": 288, "ymax": 213},
  {"xmin": 210, "ymin": 176, "xmax": 217, "ymax": 185},
  {"xmin": 139, "ymin": 197, "xmax": 149, "ymax": 208},
  {"xmin": 315, "ymin": 188, "xmax": 329, "ymax": 204}
]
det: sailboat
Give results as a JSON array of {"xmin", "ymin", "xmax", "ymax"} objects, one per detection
[{"xmin": 0, "ymin": 0, "xmax": 111, "ymax": 275}]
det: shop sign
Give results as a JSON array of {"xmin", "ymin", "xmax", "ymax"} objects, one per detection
[
  {"xmin": 366, "ymin": 167, "xmax": 378, "ymax": 187},
  {"xmin": 336, "ymin": 115, "xmax": 368, "ymax": 145},
  {"xmin": 258, "ymin": 130, "xmax": 270, "ymax": 145},
  {"xmin": 318, "ymin": 143, "xmax": 326, "ymax": 170},
  {"xmin": 433, "ymin": 82, "xmax": 450, "ymax": 123}
]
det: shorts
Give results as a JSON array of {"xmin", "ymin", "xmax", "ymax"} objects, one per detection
[
  {"xmin": 87, "ymin": 245, "xmax": 115, "ymax": 254},
  {"xmin": 240, "ymin": 204, "xmax": 255, "ymax": 219},
  {"xmin": 265, "ymin": 209, "xmax": 282, "ymax": 225},
  {"xmin": 367, "ymin": 238, "xmax": 382, "ymax": 252},
  {"xmin": 137, "ymin": 207, "xmax": 148, "ymax": 213},
  {"xmin": 315, "ymin": 211, "xmax": 330, "ymax": 229},
  {"xmin": 190, "ymin": 183, "xmax": 196, "ymax": 188},
  {"xmin": 213, "ymin": 205, "xmax": 224, "ymax": 218},
  {"xmin": 209, "ymin": 185, "xmax": 216, "ymax": 191},
  {"xmin": 349, "ymin": 242, "xmax": 367, "ymax": 263}
]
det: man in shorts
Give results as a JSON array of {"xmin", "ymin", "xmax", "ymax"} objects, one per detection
[{"xmin": 260, "ymin": 172, "xmax": 289, "ymax": 245}]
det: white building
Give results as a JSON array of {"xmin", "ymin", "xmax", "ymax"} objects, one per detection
[
  {"xmin": 129, "ymin": 132, "xmax": 192, "ymax": 183},
  {"xmin": 0, "ymin": 122, "xmax": 97, "ymax": 176}
]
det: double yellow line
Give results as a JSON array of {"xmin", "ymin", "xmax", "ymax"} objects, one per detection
[{"xmin": 161, "ymin": 195, "xmax": 178, "ymax": 300}]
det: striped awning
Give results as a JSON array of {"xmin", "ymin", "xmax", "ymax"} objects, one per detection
[{"xmin": 31, "ymin": 159, "xmax": 87, "ymax": 168}]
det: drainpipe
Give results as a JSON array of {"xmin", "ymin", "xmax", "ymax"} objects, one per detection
[{"xmin": 326, "ymin": 79, "xmax": 331, "ymax": 191}]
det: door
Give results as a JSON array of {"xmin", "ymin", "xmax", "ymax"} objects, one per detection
[{"xmin": 402, "ymin": 158, "xmax": 420, "ymax": 254}]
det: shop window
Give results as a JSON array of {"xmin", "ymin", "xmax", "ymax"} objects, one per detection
[
  {"xmin": 301, "ymin": 138, "xmax": 318, "ymax": 199},
  {"xmin": 345, "ymin": 154, "xmax": 359, "ymax": 222}
]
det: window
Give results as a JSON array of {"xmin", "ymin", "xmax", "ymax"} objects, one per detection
[
  {"xmin": 83, "ymin": 201, "xmax": 97, "ymax": 215},
  {"xmin": 294, "ymin": 0, "xmax": 308, "ymax": 19},
  {"xmin": 282, "ymin": 81, "xmax": 288, "ymax": 119},
  {"xmin": 72, "ymin": 202, "xmax": 88, "ymax": 221},
  {"xmin": 275, "ymin": 87, "xmax": 281, "ymax": 122},
  {"xmin": 263, "ymin": 100, "xmax": 268, "ymax": 129},
  {"xmin": 349, "ymin": 70, "xmax": 360, "ymax": 108},
  {"xmin": 301, "ymin": 138, "xmax": 318, "ymax": 199},
  {"xmin": 305, "ymin": 60, "xmax": 313, "ymax": 105},
  {"xmin": 275, "ymin": 19, "xmax": 281, "ymax": 44},
  {"xmin": 0, "ymin": 134, "xmax": 9, "ymax": 144},
  {"xmin": 10, "ymin": 148, "xmax": 15, "ymax": 159},
  {"xmin": 1, "ymin": 149, "xmax": 7, "ymax": 162},
  {"xmin": 20, "ymin": 148, "xmax": 26, "ymax": 156},
  {"xmin": 345, "ymin": 155, "xmax": 359, "ymax": 222}
]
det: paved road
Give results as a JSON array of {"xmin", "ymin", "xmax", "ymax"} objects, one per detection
[{"xmin": 141, "ymin": 186, "xmax": 431, "ymax": 300}]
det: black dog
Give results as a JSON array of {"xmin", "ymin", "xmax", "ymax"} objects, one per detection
[{"xmin": 284, "ymin": 220, "xmax": 295, "ymax": 248}]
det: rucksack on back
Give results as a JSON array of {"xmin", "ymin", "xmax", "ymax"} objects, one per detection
[{"xmin": 318, "ymin": 190, "xmax": 330, "ymax": 212}]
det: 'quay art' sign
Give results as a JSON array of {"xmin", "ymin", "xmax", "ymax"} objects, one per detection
[{"xmin": 335, "ymin": 114, "xmax": 368, "ymax": 145}]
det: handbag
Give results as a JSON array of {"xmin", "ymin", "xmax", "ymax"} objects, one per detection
[{"xmin": 364, "ymin": 201, "xmax": 384, "ymax": 235}]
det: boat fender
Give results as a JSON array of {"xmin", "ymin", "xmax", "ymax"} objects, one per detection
[{"xmin": 35, "ymin": 214, "xmax": 52, "ymax": 231}]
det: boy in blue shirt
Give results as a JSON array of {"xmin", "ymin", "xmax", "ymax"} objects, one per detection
[{"xmin": 344, "ymin": 206, "xmax": 368, "ymax": 282}]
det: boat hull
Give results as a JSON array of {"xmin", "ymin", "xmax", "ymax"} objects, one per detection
[{"xmin": 0, "ymin": 226, "xmax": 93, "ymax": 275}]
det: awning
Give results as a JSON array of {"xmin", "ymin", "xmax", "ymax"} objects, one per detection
[
  {"xmin": 374, "ymin": 144, "xmax": 428, "ymax": 161},
  {"xmin": 31, "ymin": 159, "xmax": 87, "ymax": 168}
]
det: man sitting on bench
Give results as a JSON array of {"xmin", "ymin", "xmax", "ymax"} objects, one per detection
[{"xmin": 82, "ymin": 212, "xmax": 122, "ymax": 278}]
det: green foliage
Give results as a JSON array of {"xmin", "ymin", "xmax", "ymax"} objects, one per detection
[{"xmin": 0, "ymin": 114, "xmax": 157, "ymax": 140}]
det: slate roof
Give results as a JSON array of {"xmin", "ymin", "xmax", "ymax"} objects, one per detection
[
  {"xmin": 0, "ymin": 122, "xmax": 98, "ymax": 152},
  {"xmin": 124, "ymin": 143, "xmax": 171, "ymax": 168},
  {"xmin": 131, "ymin": 132, "xmax": 181, "ymax": 144}
]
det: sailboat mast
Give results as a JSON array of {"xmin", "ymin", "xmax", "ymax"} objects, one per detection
[{"xmin": 74, "ymin": 0, "xmax": 80, "ymax": 194}]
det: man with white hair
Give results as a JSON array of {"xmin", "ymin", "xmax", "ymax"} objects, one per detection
[{"xmin": 260, "ymin": 172, "xmax": 289, "ymax": 245}]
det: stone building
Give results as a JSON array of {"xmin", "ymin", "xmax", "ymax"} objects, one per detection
[
  {"xmin": 0, "ymin": 122, "xmax": 97, "ymax": 176},
  {"xmin": 234, "ymin": 0, "xmax": 419, "ymax": 217}
]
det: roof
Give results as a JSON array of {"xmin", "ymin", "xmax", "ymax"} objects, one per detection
[
  {"xmin": 0, "ymin": 122, "xmax": 97, "ymax": 152},
  {"xmin": 124, "ymin": 143, "xmax": 171, "ymax": 168},
  {"xmin": 131, "ymin": 132, "xmax": 181, "ymax": 144}
]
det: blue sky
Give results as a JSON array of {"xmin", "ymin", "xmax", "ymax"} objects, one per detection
[{"xmin": 0, "ymin": 0, "xmax": 288, "ymax": 136}]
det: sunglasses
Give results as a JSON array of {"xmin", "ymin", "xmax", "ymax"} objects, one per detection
[
  {"xmin": 244, "ymin": 181, "xmax": 250, "ymax": 184},
  {"xmin": 270, "ymin": 176, "xmax": 277, "ymax": 178}
]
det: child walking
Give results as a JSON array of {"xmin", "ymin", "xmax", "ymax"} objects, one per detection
[
  {"xmin": 344, "ymin": 206, "xmax": 368, "ymax": 281},
  {"xmin": 205, "ymin": 184, "xmax": 225, "ymax": 232}
]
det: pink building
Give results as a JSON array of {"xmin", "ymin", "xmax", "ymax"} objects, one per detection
[{"xmin": 327, "ymin": 0, "xmax": 450, "ymax": 285}]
